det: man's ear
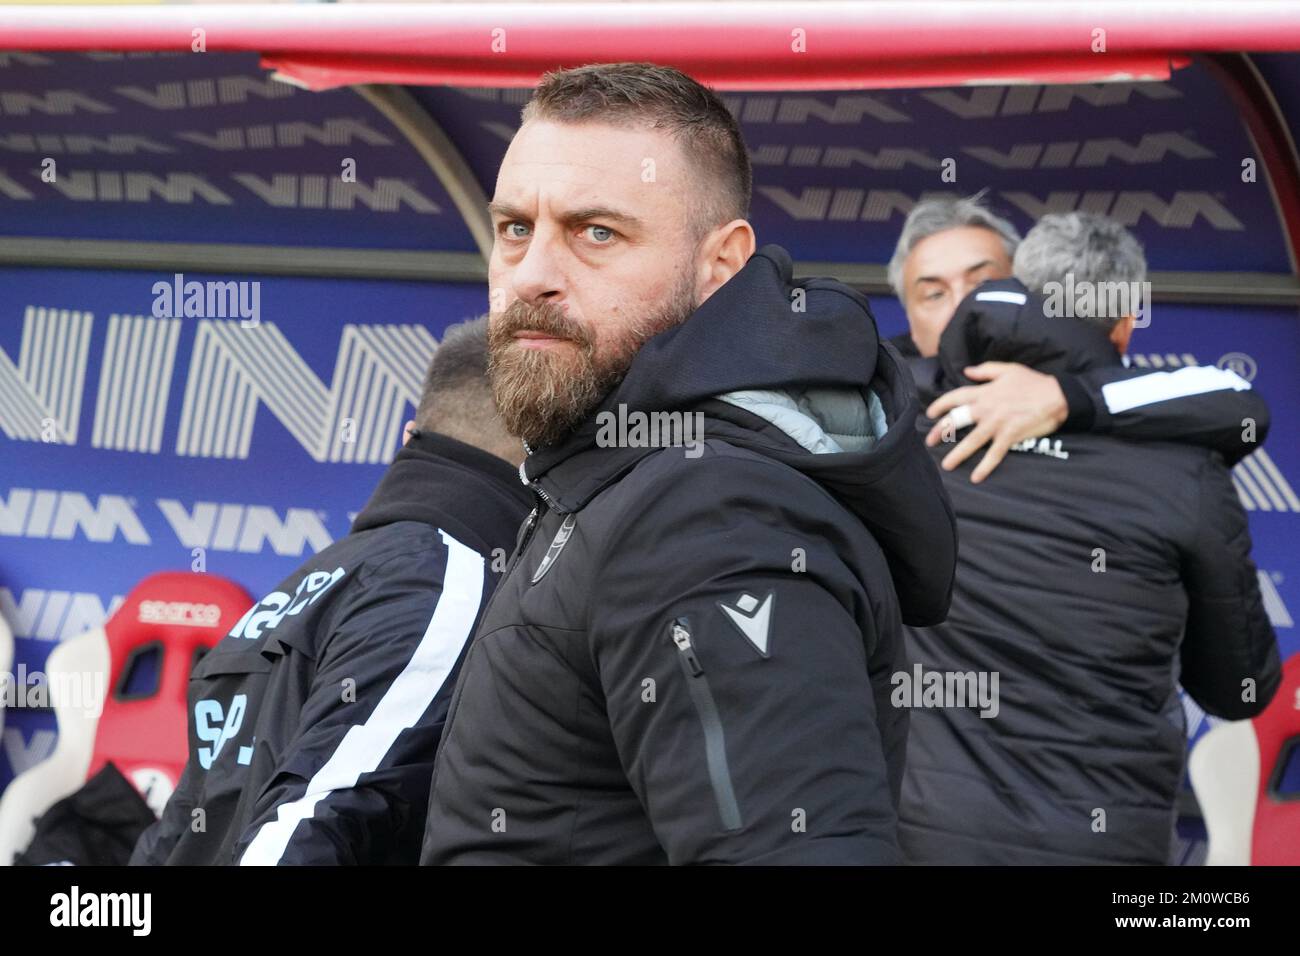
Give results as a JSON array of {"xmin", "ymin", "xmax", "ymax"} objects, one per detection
[
  {"xmin": 1109, "ymin": 315, "xmax": 1136, "ymax": 355},
  {"xmin": 695, "ymin": 220, "xmax": 756, "ymax": 305},
  {"xmin": 402, "ymin": 420, "xmax": 416, "ymax": 446}
]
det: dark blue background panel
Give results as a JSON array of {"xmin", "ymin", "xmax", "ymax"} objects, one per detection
[
  {"xmin": 0, "ymin": 52, "xmax": 476, "ymax": 252},
  {"xmin": 415, "ymin": 58, "xmax": 1291, "ymax": 272}
]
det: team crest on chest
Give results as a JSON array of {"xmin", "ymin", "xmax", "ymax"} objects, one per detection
[{"xmin": 532, "ymin": 514, "xmax": 577, "ymax": 584}]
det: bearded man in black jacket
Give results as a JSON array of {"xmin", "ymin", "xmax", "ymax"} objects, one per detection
[{"xmin": 420, "ymin": 62, "xmax": 958, "ymax": 865}]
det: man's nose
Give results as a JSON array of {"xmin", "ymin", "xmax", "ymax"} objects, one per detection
[
  {"xmin": 951, "ymin": 278, "xmax": 977, "ymax": 307},
  {"xmin": 509, "ymin": 230, "xmax": 567, "ymax": 305}
]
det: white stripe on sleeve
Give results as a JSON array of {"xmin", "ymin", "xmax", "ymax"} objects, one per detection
[
  {"xmin": 974, "ymin": 290, "xmax": 1027, "ymax": 305},
  {"xmin": 238, "ymin": 530, "xmax": 484, "ymax": 865},
  {"xmin": 1100, "ymin": 366, "xmax": 1251, "ymax": 414}
]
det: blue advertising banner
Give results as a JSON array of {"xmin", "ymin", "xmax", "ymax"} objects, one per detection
[{"xmin": 0, "ymin": 269, "xmax": 487, "ymax": 787}]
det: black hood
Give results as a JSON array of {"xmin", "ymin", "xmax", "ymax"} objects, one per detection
[
  {"xmin": 522, "ymin": 244, "xmax": 957, "ymax": 627},
  {"xmin": 938, "ymin": 278, "xmax": 1123, "ymax": 389},
  {"xmin": 352, "ymin": 431, "xmax": 533, "ymax": 556},
  {"xmin": 888, "ymin": 331, "xmax": 945, "ymax": 406}
]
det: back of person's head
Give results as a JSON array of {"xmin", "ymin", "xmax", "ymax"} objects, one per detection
[
  {"xmin": 412, "ymin": 317, "xmax": 520, "ymax": 464},
  {"xmin": 887, "ymin": 193, "xmax": 1021, "ymax": 297},
  {"xmin": 520, "ymin": 61, "xmax": 752, "ymax": 244},
  {"xmin": 1013, "ymin": 212, "xmax": 1148, "ymax": 331}
]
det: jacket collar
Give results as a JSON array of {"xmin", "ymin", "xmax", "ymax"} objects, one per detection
[
  {"xmin": 351, "ymin": 431, "xmax": 533, "ymax": 554},
  {"xmin": 938, "ymin": 278, "xmax": 1123, "ymax": 389}
]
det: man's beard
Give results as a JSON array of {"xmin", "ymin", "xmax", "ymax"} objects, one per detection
[{"xmin": 488, "ymin": 272, "xmax": 697, "ymax": 449}]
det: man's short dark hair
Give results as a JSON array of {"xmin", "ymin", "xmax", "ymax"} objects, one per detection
[
  {"xmin": 415, "ymin": 317, "xmax": 514, "ymax": 453},
  {"xmin": 520, "ymin": 62, "xmax": 752, "ymax": 241}
]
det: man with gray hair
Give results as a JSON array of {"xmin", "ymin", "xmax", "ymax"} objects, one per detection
[
  {"xmin": 887, "ymin": 194, "xmax": 1022, "ymax": 360},
  {"xmin": 898, "ymin": 213, "xmax": 1281, "ymax": 864},
  {"xmin": 890, "ymin": 196, "xmax": 1267, "ymax": 480},
  {"xmin": 1014, "ymin": 210, "xmax": 1148, "ymax": 305}
]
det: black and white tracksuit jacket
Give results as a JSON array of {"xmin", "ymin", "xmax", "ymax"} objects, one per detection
[
  {"xmin": 130, "ymin": 433, "xmax": 532, "ymax": 865},
  {"xmin": 896, "ymin": 280, "xmax": 1281, "ymax": 865},
  {"xmin": 420, "ymin": 245, "xmax": 958, "ymax": 865}
]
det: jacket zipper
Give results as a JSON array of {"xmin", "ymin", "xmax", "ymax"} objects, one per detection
[
  {"xmin": 670, "ymin": 617, "xmax": 743, "ymax": 832},
  {"xmin": 519, "ymin": 452, "xmax": 558, "ymax": 510}
]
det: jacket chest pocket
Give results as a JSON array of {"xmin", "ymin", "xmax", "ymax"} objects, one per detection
[
  {"xmin": 189, "ymin": 647, "xmax": 272, "ymax": 772},
  {"xmin": 191, "ymin": 645, "xmax": 272, "ymax": 681}
]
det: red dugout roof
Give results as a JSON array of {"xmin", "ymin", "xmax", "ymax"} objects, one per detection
[{"xmin": 2, "ymin": 1, "xmax": 1300, "ymax": 91}]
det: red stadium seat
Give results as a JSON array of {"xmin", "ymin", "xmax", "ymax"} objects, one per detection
[
  {"xmin": 1191, "ymin": 653, "xmax": 1300, "ymax": 865},
  {"xmin": 0, "ymin": 572, "xmax": 251, "ymax": 865}
]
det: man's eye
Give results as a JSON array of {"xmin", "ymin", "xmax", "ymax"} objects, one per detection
[
  {"xmin": 584, "ymin": 225, "xmax": 615, "ymax": 243},
  {"xmin": 924, "ymin": 290, "xmax": 946, "ymax": 303},
  {"xmin": 503, "ymin": 222, "xmax": 530, "ymax": 239}
]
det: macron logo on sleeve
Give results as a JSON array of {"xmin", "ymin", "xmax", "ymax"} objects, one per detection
[{"xmin": 718, "ymin": 591, "xmax": 775, "ymax": 658}]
